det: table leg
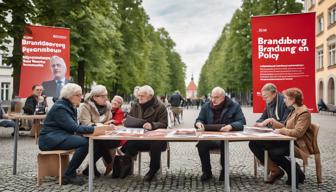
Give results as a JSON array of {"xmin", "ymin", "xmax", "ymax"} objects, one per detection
[
  {"xmin": 89, "ymin": 138, "xmax": 94, "ymax": 192},
  {"xmin": 290, "ymin": 140, "xmax": 296, "ymax": 191},
  {"xmin": 263, "ymin": 150, "xmax": 268, "ymax": 181},
  {"xmin": 13, "ymin": 119, "xmax": 19, "ymax": 175},
  {"xmin": 224, "ymin": 140, "xmax": 230, "ymax": 192}
]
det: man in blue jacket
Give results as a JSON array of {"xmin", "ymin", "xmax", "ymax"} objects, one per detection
[{"xmin": 195, "ymin": 87, "xmax": 246, "ymax": 181}]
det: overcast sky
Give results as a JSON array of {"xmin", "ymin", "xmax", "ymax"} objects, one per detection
[{"xmin": 142, "ymin": 0, "xmax": 242, "ymax": 85}]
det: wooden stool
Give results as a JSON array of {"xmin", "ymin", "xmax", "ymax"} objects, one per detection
[{"xmin": 37, "ymin": 150, "xmax": 74, "ymax": 185}]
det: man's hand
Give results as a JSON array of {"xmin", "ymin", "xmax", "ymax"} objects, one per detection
[
  {"xmin": 93, "ymin": 124, "xmax": 115, "ymax": 136},
  {"xmin": 195, "ymin": 122, "xmax": 204, "ymax": 131},
  {"xmin": 143, "ymin": 122, "xmax": 152, "ymax": 130},
  {"xmin": 220, "ymin": 125, "xmax": 232, "ymax": 132}
]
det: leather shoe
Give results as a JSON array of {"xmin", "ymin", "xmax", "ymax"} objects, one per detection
[
  {"xmin": 144, "ymin": 170, "xmax": 158, "ymax": 182},
  {"xmin": 200, "ymin": 173, "xmax": 213, "ymax": 181},
  {"xmin": 265, "ymin": 170, "xmax": 284, "ymax": 184},
  {"xmin": 104, "ymin": 163, "xmax": 112, "ymax": 176},
  {"xmin": 62, "ymin": 176, "xmax": 85, "ymax": 185}
]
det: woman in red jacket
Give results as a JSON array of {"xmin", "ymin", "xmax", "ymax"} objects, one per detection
[{"xmin": 111, "ymin": 95, "xmax": 125, "ymax": 126}]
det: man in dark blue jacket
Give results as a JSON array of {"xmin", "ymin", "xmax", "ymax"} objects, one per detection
[{"xmin": 195, "ymin": 87, "xmax": 246, "ymax": 181}]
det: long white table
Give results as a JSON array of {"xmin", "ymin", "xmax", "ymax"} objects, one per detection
[{"xmin": 87, "ymin": 129, "xmax": 296, "ymax": 192}]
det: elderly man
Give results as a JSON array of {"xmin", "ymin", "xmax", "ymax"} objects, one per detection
[
  {"xmin": 195, "ymin": 87, "xmax": 246, "ymax": 181},
  {"xmin": 121, "ymin": 85, "xmax": 167, "ymax": 182},
  {"xmin": 249, "ymin": 83, "xmax": 291, "ymax": 184},
  {"xmin": 42, "ymin": 55, "xmax": 69, "ymax": 98}
]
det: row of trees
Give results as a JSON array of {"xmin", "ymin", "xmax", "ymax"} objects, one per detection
[
  {"xmin": 197, "ymin": 0, "xmax": 303, "ymax": 104},
  {"xmin": 0, "ymin": 0, "xmax": 186, "ymax": 98}
]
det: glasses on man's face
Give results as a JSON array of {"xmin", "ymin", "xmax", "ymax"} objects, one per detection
[
  {"xmin": 35, "ymin": 89, "xmax": 43, "ymax": 91},
  {"xmin": 210, "ymin": 95, "xmax": 222, "ymax": 100}
]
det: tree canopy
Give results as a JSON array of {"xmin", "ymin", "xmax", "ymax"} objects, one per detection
[{"xmin": 0, "ymin": 0, "xmax": 186, "ymax": 98}]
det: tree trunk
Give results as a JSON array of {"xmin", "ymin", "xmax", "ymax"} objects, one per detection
[{"xmin": 78, "ymin": 60, "xmax": 85, "ymax": 89}]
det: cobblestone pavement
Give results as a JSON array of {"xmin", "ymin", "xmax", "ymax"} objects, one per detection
[{"xmin": 0, "ymin": 107, "xmax": 335, "ymax": 191}]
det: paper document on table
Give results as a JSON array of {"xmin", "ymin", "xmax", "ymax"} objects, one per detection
[
  {"xmin": 244, "ymin": 126, "xmax": 274, "ymax": 133},
  {"xmin": 106, "ymin": 127, "xmax": 145, "ymax": 136},
  {"xmin": 166, "ymin": 128, "xmax": 197, "ymax": 138}
]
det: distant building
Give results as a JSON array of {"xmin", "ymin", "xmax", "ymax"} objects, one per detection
[
  {"xmin": 186, "ymin": 75, "xmax": 197, "ymax": 99},
  {"xmin": 303, "ymin": 0, "xmax": 336, "ymax": 104}
]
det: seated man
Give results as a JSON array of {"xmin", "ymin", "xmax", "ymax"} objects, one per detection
[
  {"xmin": 121, "ymin": 85, "xmax": 168, "ymax": 182},
  {"xmin": 249, "ymin": 83, "xmax": 290, "ymax": 184},
  {"xmin": 0, "ymin": 101, "xmax": 15, "ymax": 135},
  {"xmin": 195, "ymin": 87, "xmax": 246, "ymax": 181},
  {"xmin": 23, "ymin": 84, "xmax": 46, "ymax": 115}
]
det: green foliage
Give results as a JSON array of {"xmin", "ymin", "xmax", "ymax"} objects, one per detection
[
  {"xmin": 198, "ymin": 0, "xmax": 303, "ymax": 97},
  {"xmin": 1, "ymin": 0, "xmax": 186, "ymax": 98}
]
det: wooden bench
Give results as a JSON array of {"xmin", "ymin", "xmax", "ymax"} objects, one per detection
[{"xmin": 37, "ymin": 149, "xmax": 74, "ymax": 185}]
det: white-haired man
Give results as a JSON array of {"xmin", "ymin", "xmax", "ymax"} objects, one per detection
[
  {"xmin": 42, "ymin": 55, "xmax": 69, "ymax": 98},
  {"xmin": 195, "ymin": 87, "xmax": 246, "ymax": 181},
  {"xmin": 120, "ymin": 85, "xmax": 168, "ymax": 182}
]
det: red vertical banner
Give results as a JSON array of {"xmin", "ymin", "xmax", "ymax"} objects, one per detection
[
  {"xmin": 252, "ymin": 13, "xmax": 317, "ymax": 113},
  {"xmin": 19, "ymin": 25, "xmax": 70, "ymax": 98}
]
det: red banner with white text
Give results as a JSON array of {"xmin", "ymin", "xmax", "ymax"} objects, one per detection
[
  {"xmin": 19, "ymin": 25, "xmax": 70, "ymax": 98},
  {"xmin": 252, "ymin": 13, "xmax": 317, "ymax": 113}
]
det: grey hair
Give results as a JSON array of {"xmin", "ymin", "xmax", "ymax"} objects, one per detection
[
  {"xmin": 139, "ymin": 85, "xmax": 154, "ymax": 96},
  {"xmin": 211, "ymin": 86, "xmax": 226, "ymax": 96},
  {"xmin": 261, "ymin": 83, "xmax": 277, "ymax": 93},
  {"xmin": 112, "ymin": 95, "xmax": 124, "ymax": 106},
  {"xmin": 60, "ymin": 83, "xmax": 82, "ymax": 99},
  {"xmin": 86, "ymin": 85, "xmax": 108, "ymax": 101},
  {"xmin": 50, "ymin": 55, "xmax": 66, "ymax": 69}
]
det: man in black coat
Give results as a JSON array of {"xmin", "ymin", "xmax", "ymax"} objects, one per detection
[
  {"xmin": 42, "ymin": 55, "xmax": 69, "ymax": 99},
  {"xmin": 23, "ymin": 84, "xmax": 44, "ymax": 115},
  {"xmin": 195, "ymin": 87, "xmax": 246, "ymax": 181},
  {"xmin": 121, "ymin": 85, "xmax": 168, "ymax": 182}
]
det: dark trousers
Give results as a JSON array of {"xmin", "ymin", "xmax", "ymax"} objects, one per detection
[
  {"xmin": 97, "ymin": 140, "xmax": 119, "ymax": 164},
  {"xmin": 196, "ymin": 141, "xmax": 224, "ymax": 175},
  {"xmin": 0, "ymin": 120, "xmax": 16, "ymax": 128},
  {"xmin": 122, "ymin": 140, "xmax": 167, "ymax": 171},
  {"xmin": 249, "ymin": 140, "xmax": 302, "ymax": 180},
  {"xmin": 50, "ymin": 135, "xmax": 90, "ymax": 177}
]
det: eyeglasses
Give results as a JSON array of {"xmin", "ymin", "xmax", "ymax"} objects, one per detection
[
  {"xmin": 210, "ymin": 95, "xmax": 222, "ymax": 100},
  {"xmin": 74, "ymin": 93, "xmax": 83, "ymax": 97},
  {"xmin": 35, "ymin": 89, "xmax": 43, "ymax": 91},
  {"xmin": 97, "ymin": 95, "xmax": 108, "ymax": 97}
]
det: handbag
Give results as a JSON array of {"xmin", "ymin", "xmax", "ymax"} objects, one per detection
[{"xmin": 112, "ymin": 155, "xmax": 133, "ymax": 178}]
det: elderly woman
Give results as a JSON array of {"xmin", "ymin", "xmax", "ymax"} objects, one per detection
[
  {"xmin": 249, "ymin": 88, "xmax": 311, "ymax": 187},
  {"xmin": 78, "ymin": 85, "xmax": 120, "ymax": 176},
  {"xmin": 111, "ymin": 95, "xmax": 125, "ymax": 126},
  {"xmin": 38, "ymin": 83, "xmax": 112, "ymax": 185}
]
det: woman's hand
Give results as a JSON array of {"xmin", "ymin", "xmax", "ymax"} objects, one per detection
[
  {"xmin": 104, "ymin": 120, "xmax": 115, "ymax": 125},
  {"xmin": 220, "ymin": 125, "xmax": 232, "ymax": 132},
  {"xmin": 93, "ymin": 124, "xmax": 115, "ymax": 136}
]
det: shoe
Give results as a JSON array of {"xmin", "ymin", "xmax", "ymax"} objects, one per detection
[
  {"xmin": 82, "ymin": 166, "xmax": 101, "ymax": 177},
  {"xmin": 62, "ymin": 176, "xmax": 85, "ymax": 185},
  {"xmin": 219, "ymin": 171, "xmax": 224, "ymax": 181},
  {"xmin": 265, "ymin": 169, "xmax": 285, "ymax": 184},
  {"xmin": 144, "ymin": 170, "xmax": 158, "ymax": 182},
  {"xmin": 200, "ymin": 173, "xmax": 213, "ymax": 181},
  {"xmin": 286, "ymin": 171, "xmax": 305, "ymax": 185}
]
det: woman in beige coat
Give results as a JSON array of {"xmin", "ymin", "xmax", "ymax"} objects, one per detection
[
  {"xmin": 249, "ymin": 88, "xmax": 311, "ymax": 187},
  {"xmin": 79, "ymin": 85, "xmax": 119, "ymax": 176}
]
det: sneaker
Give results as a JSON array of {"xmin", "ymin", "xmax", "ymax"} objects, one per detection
[{"xmin": 62, "ymin": 176, "xmax": 85, "ymax": 185}]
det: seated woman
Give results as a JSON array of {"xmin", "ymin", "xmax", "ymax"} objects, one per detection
[
  {"xmin": 249, "ymin": 88, "xmax": 311, "ymax": 187},
  {"xmin": 38, "ymin": 83, "xmax": 112, "ymax": 185},
  {"xmin": 111, "ymin": 95, "xmax": 125, "ymax": 126},
  {"xmin": 79, "ymin": 85, "xmax": 120, "ymax": 176}
]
